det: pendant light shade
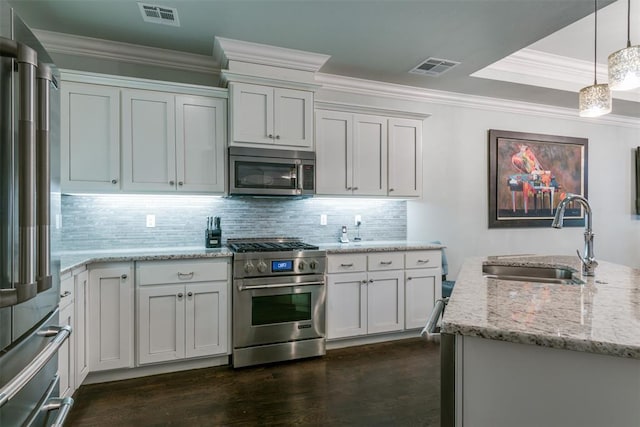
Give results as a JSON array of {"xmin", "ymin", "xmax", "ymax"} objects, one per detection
[
  {"xmin": 579, "ymin": 83, "xmax": 612, "ymax": 117},
  {"xmin": 579, "ymin": 0, "xmax": 611, "ymax": 117},
  {"xmin": 608, "ymin": 0, "xmax": 640, "ymax": 90}
]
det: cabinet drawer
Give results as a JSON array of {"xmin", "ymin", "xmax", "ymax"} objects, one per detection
[
  {"xmin": 367, "ymin": 252, "xmax": 404, "ymax": 271},
  {"xmin": 405, "ymin": 250, "xmax": 441, "ymax": 269},
  {"xmin": 327, "ymin": 254, "xmax": 367, "ymax": 273},
  {"xmin": 137, "ymin": 259, "xmax": 229, "ymax": 286}
]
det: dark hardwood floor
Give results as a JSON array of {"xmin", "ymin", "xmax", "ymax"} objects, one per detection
[{"xmin": 66, "ymin": 338, "xmax": 440, "ymax": 426}]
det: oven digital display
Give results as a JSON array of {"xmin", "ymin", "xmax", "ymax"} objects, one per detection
[{"xmin": 272, "ymin": 260, "xmax": 293, "ymax": 272}]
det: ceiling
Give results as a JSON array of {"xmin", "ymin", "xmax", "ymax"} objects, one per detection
[{"xmin": 8, "ymin": 0, "xmax": 640, "ymax": 118}]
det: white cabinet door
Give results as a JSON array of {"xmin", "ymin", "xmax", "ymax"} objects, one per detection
[
  {"xmin": 353, "ymin": 114, "xmax": 387, "ymax": 196},
  {"xmin": 176, "ymin": 95, "xmax": 226, "ymax": 193},
  {"xmin": 74, "ymin": 270, "xmax": 89, "ymax": 386},
  {"xmin": 61, "ymin": 82, "xmax": 120, "ymax": 192},
  {"xmin": 273, "ymin": 87, "xmax": 313, "ymax": 148},
  {"xmin": 138, "ymin": 284, "xmax": 186, "ymax": 365},
  {"xmin": 388, "ymin": 118, "xmax": 422, "ymax": 197},
  {"xmin": 315, "ymin": 110, "xmax": 352, "ymax": 195},
  {"xmin": 405, "ymin": 268, "xmax": 439, "ymax": 329},
  {"xmin": 185, "ymin": 281, "xmax": 228, "ymax": 358},
  {"xmin": 367, "ymin": 270, "xmax": 404, "ymax": 334},
  {"xmin": 326, "ymin": 272, "xmax": 368, "ymax": 339},
  {"xmin": 58, "ymin": 299, "xmax": 75, "ymax": 399},
  {"xmin": 122, "ymin": 89, "xmax": 176, "ymax": 192},
  {"xmin": 88, "ymin": 264, "xmax": 134, "ymax": 371},
  {"xmin": 230, "ymin": 83, "xmax": 274, "ymax": 145}
]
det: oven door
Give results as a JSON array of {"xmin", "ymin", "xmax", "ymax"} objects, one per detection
[
  {"xmin": 233, "ymin": 274, "xmax": 325, "ymax": 348},
  {"xmin": 229, "ymin": 153, "xmax": 315, "ymax": 196}
]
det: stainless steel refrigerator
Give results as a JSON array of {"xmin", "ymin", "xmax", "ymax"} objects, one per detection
[{"xmin": 0, "ymin": 1, "xmax": 73, "ymax": 425}]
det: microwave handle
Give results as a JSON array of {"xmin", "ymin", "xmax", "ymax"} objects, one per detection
[{"xmin": 297, "ymin": 164, "xmax": 303, "ymax": 191}]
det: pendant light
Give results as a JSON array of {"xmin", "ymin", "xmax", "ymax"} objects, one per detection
[
  {"xmin": 579, "ymin": 0, "xmax": 611, "ymax": 117},
  {"xmin": 608, "ymin": 0, "xmax": 640, "ymax": 90}
]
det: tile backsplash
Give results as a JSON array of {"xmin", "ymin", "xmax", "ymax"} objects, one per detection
[{"xmin": 61, "ymin": 195, "xmax": 407, "ymax": 251}]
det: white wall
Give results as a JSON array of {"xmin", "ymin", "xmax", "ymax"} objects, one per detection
[{"xmin": 317, "ymin": 87, "xmax": 640, "ymax": 279}]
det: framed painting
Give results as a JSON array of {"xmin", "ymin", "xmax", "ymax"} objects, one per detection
[{"xmin": 488, "ymin": 129, "xmax": 588, "ymax": 228}]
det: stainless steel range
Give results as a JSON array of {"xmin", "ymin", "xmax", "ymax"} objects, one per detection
[{"xmin": 228, "ymin": 238, "xmax": 326, "ymax": 368}]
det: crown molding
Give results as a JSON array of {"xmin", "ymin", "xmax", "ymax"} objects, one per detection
[
  {"xmin": 221, "ymin": 70, "xmax": 322, "ymax": 91},
  {"xmin": 213, "ymin": 37, "xmax": 330, "ymax": 73},
  {"xmin": 315, "ymin": 72, "xmax": 640, "ymax": 128},
  {"xmin": 33, "ymin": 29, "xmax": 219, "ymax": 76},
  {"xmin": 472, "ymin": 48, "xmax": 640, "ymax": 103},
  {"xmin": 315, "ymin": 101, "xmax": 430, "ymax": 121}
]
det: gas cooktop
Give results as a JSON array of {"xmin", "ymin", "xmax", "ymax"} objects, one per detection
[{"xmin": 227, "ymin": 238, "xmax": 319, "ymax": 253}]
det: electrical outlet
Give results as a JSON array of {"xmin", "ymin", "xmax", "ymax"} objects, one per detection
[
  {"xmin": 146, "ymin": 214, "xmax": 156, "ymax": 228},
  {"xmin": 355, "ymin": 215, "xmax": 362, "ymax": 225},
  {"xmin": 320, "ymin": 214, "xmax": 327, "ymax": 226}
]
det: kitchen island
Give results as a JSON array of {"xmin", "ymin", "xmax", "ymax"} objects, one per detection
[{"xmin": 441, "ymin": 255, "xmax": 640, "ymax": 427}]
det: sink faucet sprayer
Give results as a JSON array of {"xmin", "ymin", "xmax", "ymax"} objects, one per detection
[{"xmin": 551, "ymin": 193, "xmax": 597, "ymax": 276}]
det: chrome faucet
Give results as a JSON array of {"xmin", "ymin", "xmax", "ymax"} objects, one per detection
[{"xmin": 551, "ymin": 193, "xmax": 597, "ymax": 276}]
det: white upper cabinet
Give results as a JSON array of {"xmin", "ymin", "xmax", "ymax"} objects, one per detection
[
  {"xmin": 315, "ymin": 105, "xmax": 426, "ymax": 198},
  {"xmin": 388, "ymin": 118, "xmax": 423, "ymax": 197},
  {"xmin": 61, "ymin": 82, "xmax": 121, "ymax": 192},
  {"xmin": 60, "ymin": 72, "xmax": 227, "ymax": 195},
  {"xmin": 230, "ymin": 82, "xmax": 313, "ymax": 150}
]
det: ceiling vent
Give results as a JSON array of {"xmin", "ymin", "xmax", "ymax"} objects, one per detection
[
  {"xmin": 138, "ymin": 3, "xmax": 180, "ymax": 27},
  {"xmin": 409, "ymin": 58, "xmax": 460, "ymax": 77}
]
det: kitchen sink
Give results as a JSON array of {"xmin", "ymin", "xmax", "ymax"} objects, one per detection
[{"xmin": 482, "ymin": 264, "xmax": 585, "ymax": 285}]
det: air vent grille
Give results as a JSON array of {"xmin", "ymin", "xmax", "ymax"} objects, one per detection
[
  {"xmin": 409, "ymin": 57, "xmax": 460, "ymax": 77},
  {"xmin": 138, "ymin": 3, "xmax": 180, "ymax": 26}
]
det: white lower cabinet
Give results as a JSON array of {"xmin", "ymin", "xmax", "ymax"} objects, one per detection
[
  {"xmin": 58, "ymin": 275, "xmax": 75, "ymax": 398},
  {"xmin": 74, "ymin": 269, "xmax": 90, "ymax": 386},
  {"xmin": 136, "ymin": 259, "xmax": 230, "ymax": 365},
  {"xmin": 88, "ymin": 263, "xmax": 134, "ymax": 372},
  {"xmin": 326, "ymin": 250, "xmax": 441, "ymax": 340},
  {"xmin": 326, "ymin": 254, "xmax": 404, "ymax": 340}
]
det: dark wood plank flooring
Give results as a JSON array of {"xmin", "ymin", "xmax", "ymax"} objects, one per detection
[{"xmin": 66, "ymin": 338, "xmax": 440, "ymax": 426}]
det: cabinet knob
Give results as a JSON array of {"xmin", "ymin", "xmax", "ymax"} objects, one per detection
[
  {"xmin": 346, "ymin": 187, "xmax": 352, "ymax": 190},
  {"xmin": 407, "ymin": 277, "xmax": 412, "ymax": 281},
  {"xmin": 369, "ymin": 279, "xmax": 374, "ymax": 283},
  {"xmin": 353, "ymin": 187, "xmax": 359, "ymax": 191},
  {"xmin": 275, "ymin": 135, "xmax": 280, "ymax": 139},
  {"xmin": 178, "ymin": 181, "xmax": 183, "ymax": 186},
  {"xmin": 60, "ymin": 291, "xmax": 71, "ymax": 298},
  {"xmin": 111, "ymin": 179, "xmax": 118, "ymax": 184},
  {"xmin": 389, "ymin": 188, "xmax": 394, "ymax": 192},
  {"xmin": 121, "ymin": 274, "xmax": 127, "ymax": 280},
  {"xmin": 177, "ymin": 292, "xmax": 184, "ymax": 298},
  {"xmin": 268, "ymin": 134, "xmax": 274, "ymax": 139},
  {"xmin": 361, "ymin": 280, "xmax": 368, "ymax": 284},
  {"xmin": 187, "ymin": 292, "xmax": 193, "ymax": 297},
  {"xmin": 169, "ymin": 180, "xmax": 175, "ymax": 186}
]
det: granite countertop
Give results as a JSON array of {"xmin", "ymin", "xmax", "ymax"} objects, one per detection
[
  {"xmin": 318, "ymin": 240, "xmax": 444, "ymax": 253},
  {"xmin": 441, "ymin": 255, "xmax": 640, "ymax": 359},
  {"xmin": 59, "ymin": 246, "xmax": 233, "ymax": 275}
]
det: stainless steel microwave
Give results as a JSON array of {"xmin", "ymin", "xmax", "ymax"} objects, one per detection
[{"xmin": 228, "ymin": 147, "xmax": 316, "ymax": 196}]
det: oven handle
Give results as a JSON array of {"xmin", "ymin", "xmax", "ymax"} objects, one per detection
[{"xmin": 238, "ymin": 280, "xmax": 325, "ymax": 291}]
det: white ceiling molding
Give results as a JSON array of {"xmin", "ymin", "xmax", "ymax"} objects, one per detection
[
  {"xmin": 213, "ymin": 37, "xmax": 330, "ymax": 73},
  {"xmin": 33, "ymin": 29, "xmax": 219, "ymax": 76},
  {"xmin": 472, "ymin": 48, "xmax": 640, "ymax": 103},
  {"xmin": 315, "ymin": 72, "xmax": 640, "ymax": 128},
  {"xmin": 315, "ymin": 101, "xmax": 430, "ymax": 121}
]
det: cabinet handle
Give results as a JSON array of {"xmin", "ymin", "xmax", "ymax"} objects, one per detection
[
  {"xmin": 275, "ymin": 135, "xmax": 280, "ymax": 139},
  {"xmin": 340, "ymin": 263, "xmax": 354, "ymax": 267},
  {"xmin": 121, "ymin": 274, "xmax": 127, "ymax": 280},
  {"xmin": 178, "ymin": 181, "xmax": 183, "ymax": 186},
  {"xmin": 169, "ymin": 180, "xmax": 175, "ymax": 186},
  {"xmin": 111, "ymin": 179, "xmax": 118, "ymax": 184},
  {"xmin": 407, "ymin": 277, "xmax": 412, "ymax": 281},
  {"xmin": 389, "ymin": 188, "xmax": 395, "ymax": 192},
  {"xmin": 369, "ymin": 279, "xmax": 374, "ymax": 283},
  {"xmin": 60, "ymin": 291, "xmax": 71, "ymax": 298},
  {"xmin": 268, "ymin": 134, "xmax": 274, "ymax": 139},
  {"xmin": 346, "ymin": 187, "xmax": 352, "ymax": 190},
  {"xmin": 379, "ymin": 261, "xmax": 393, "ymax": 265},
  {"xmin": 353, "ymin": 187, "xmax": 359, "ymax": 190},
  {"xmin": 177, "ymin": 292, "xmax": 183, "ymax": 298},
  {"xmin": 177, "ymin": 272, "xmax": 194, "ymax": 280},
  {"xmin": 417, "ymin": 259, "xmax": 430, "ymax": 264},
  {"xmin": 361, "ymin": 280, "xmax": 367, "ymax": 284},
  {"xmin": 187, "ymin": 292, "xmax": 193, "ymax": 297}
]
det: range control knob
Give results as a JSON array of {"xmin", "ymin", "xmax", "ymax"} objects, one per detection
[
  {"xmin": 298, "ymin": 261, "xmax": 306, "ymax": 271},
  {"xmin": 309, "ymin": 260, "xmax": 318, "ymax": 270},
  {"xmin": 257, "ymin": 261, "xmax": 268, "ymax": 273},
  {"xmin": 244, "ymin": 262, "xmax": 255, "ymax": 274}
]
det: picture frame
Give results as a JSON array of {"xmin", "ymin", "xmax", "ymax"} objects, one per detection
[{"xmin": 488, "ymin": 129, "xmax": 588, "ymax": 228}]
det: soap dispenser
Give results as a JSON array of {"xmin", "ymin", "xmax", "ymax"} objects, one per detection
[{"xmin": 340, "ymin": 225, "xmax": 349, "ymax": 243}]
